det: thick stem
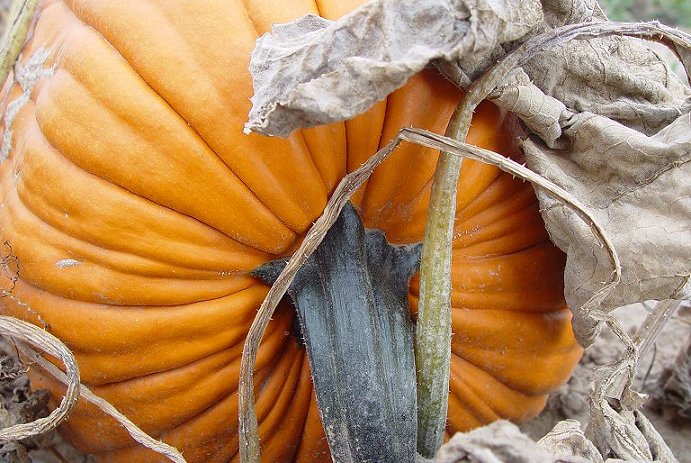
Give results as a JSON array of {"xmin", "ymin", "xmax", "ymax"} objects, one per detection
[
  {"xmin": 254, "ymin": 204, "xmax": 420, "ymax": 463},
  {"xmin": 414, "ymin": 152, "xmax": 458, "ymax": 457},
  {"xmin": 414, "ymin": 99, "xmax": 475, "ymax": 457}
]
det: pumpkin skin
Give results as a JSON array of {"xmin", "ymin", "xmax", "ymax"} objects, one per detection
[{"xmin": 0, "ymin": 0, "xmax": 583, "ymax": 462}]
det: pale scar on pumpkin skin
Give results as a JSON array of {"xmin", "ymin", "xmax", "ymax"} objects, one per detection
[
  {"xmin": 1, "ymin": 48, "xmax": 54, "ymax": 162},
  {"xmin": 55, "ymin": 258, "xmax": 81, "ymax": 268}
]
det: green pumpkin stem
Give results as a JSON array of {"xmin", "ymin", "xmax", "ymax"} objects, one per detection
[{"xmin": 415, "ymin": 93, "xmax": 480, "ymax": 457}]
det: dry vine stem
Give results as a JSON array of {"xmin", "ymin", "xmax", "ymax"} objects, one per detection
[
  {"xmin": 0, "ymin": 0, "xmax": 38, "ymax": 85},
  {"xmin": 14, "ymin": 341, "xmax": 187, "ymax": 463},
  {"xmin": 608, "ymin": 300, "xmax": 683, "ymax": 402},
  {"xmin": 0, "ymin": 317, "xmax": 186, "ymax": 462},
  {"xmin": 0, "ymin": 316, "xmax": 79, "ymax": 441}
]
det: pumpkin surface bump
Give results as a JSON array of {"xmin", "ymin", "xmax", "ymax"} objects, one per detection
[{"xmin": 0, "ymin": 1, "xmax": 582, "ymax": 462}]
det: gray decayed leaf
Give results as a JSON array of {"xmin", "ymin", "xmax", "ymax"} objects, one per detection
[{"xmin": 245, "ymin": 0, "xmax": 542, "ymax": 137}]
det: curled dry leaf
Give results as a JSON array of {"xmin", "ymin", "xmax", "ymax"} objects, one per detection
[
  {"xmin": 537, "ymin": 420, "xmax": 603, "ymax": 463},
  {"xmin": 435, "ymin": 420, "xmax": 591, "ymax": 463},
  {"xmin": 245, "ymin": 0, "xmax": 543, "ymax": 137}
]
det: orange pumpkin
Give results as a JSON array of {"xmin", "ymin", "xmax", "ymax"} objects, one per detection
[{"xmin": 0, "ymin": 1, "xmax": 582, "ymax": 462}]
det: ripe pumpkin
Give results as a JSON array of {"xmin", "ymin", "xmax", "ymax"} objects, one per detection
[{"xmin": 0, "ymin": 0, "xmax": 582, "ymax": 462}]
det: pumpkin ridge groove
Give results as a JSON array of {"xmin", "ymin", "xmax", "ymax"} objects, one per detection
[
  {"xmin": 296, "ymin": 128, "xmax": 335, "ymax": 194},
  {"xmin": 453, "ymin": 238, "xmax": 553, "ymax": 260},
  {"xmin": 455, "ymin": 172, "xmax": 528, "ymax": 222},
  {"xmin": 358, "ymin": 94, "xmax": 395, "ymax": 217},
  {"xmin": 16, "ymin": 116, "xmax": 270, "ymax": 271},
  {"xmin": 448, "ymin": 361, "xmax": 501, "ymax": 426},
  {"xmin": 449, "ymin": 351, "xmax": 541, "ymax": 401},
  {"xmin": 452, "ymin": 344, "xmax": 581, "ymax": 395},
  {"xmin": 455, "ymin": 181, "xmax": 536, "ymax": 231},
  {"xmin": 4, "ymin": 192, "xmax": 247, "ymax": 283},
  {"xmin": 61, "ymin": 0, "xmax": 306, "ymax": 242},
  {"xmin": 34, "ymin": 66, "xmax": 297, "ymax": 251},
  {"xmin": 14, "ymin": 180, "xmax": 248, "ymax": 279},
  {"xmin": 313, "ymin": 0, "xmax": 324, "ymax": 17},
  {"xmin": 79, "ymin": 299, "xmax": 290, "ymax": 387},
  {"xmin": 455, "ymin": 189, "xmax": 538, "ymax": 233}
]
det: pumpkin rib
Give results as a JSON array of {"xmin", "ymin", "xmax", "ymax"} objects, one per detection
[
  {"xmin": 254, "ymin": 349, "xmax": 314, "ymax": 463},
  {"xmin": 294, "ymin": 388, "xmax": 331, "ymax": 462},
  {"xmin": 409, "ymin": 243, "xmax": 567, "ymax": 314},
  {"xmin": 16, "ymin": 115, "xmax": 268, "ymax": 273},
  {"xmin": 241, "ymin": 0, "xmax": 349, "ymax": 197},
  {"xmin": 300, "ymin": 124, "xmax": 347, "ymax": 196},
  {"xmin": 345, "ymin": 101, "xmax": 389, "ymax": 209},
  {"xmin": 149, "ymin": 0, "xmax": 336, "ymax": 210},
  {"xmin": 454, "ymin": 238, "xmax": 555, "ymax": 264},
  {"xmin": 360, "ymin": 73, "xmax": 460, "ymax": 231},
  {"xmin": 64, "ymin": 0, "xmax": 330, "ymax": 237},
  {"xmin": 2, "ymin": 277, "xmax": 268, "ymax": 348},
  {"xmin": 31, "ymin": 29, "xmax": 300, "ymax": 255},
  {"xmin": 455, "ymin": 172, "xmax": 528, "ymax": 225},
  {"xmin": 85, "ymin": 299, "xmax": 290, "ymax": 388},
  {"xmin": 28, "ymin": 352, "xmax": 280, "ymax": 457},
  {"xmin": 450, "ymin": 311, "xmax": 581, "ymax": 395},
  {"xmin": 455, "ymin": 343, "xmax": 581, "ymax": 396},
  {"xmin": 455, "ymin": 356, "xmax": 549, "ymax": 419},
  {"xmin": 27, "ymin": 309, "xmax": 299, "ymax": 461},
  {"xmin": 456, "ymin": 189, "xmax": 537, "ymax": 235},
  {"xmin": 91, "ymin": 348, "xmax": 248, "ymax": 436},
  {"xmin": 10, "ymin": 151, "xmax": 256, "ymax": 280},
  {"xmin": 448, "ymin": 355, "xmax": 548, "ymax": 429},
  {"xmin": 50, "ymin": 0, "xmax": 297, "ymax": 244},
  {"xmin": 252, "ymin": 343, "xmax": 309, "ymax": 462},
  {"xmin": 312, "ymin": 0, "xmax": 324, "ymax": 16},
  {"xmin": 1, "ymin": 185, "xmax": 259, "ymax": 309},
  {"xmin": 450, "ymin": 308, "xmax": 579, "ymax": 356},
  {"xmin": 455, "ymin": 204, "xmax": 550, "ymax": 251},
  {"xmin": 449, "ymin": 244, "xmax": 566, "ymax": 297},
  {"xmin": 448, "ymin": 358, "xmax": 500, "ymax": 427},
  {"xmin": 357, "ymin": 92, "xmax": 396, "ymax": 217},
  {"xmin": 227, "ymin": 340, "xmax": 312, "ymax": 463},
  {"xmin": 455, "ymin": 219, "xmax": 551, "ymax": 257},
  {"xmin": 454, "ymin": 186, "xmax": 540, "ymax": 248},
  {"xmin": 0, "ymin": 279, "xmax": 280, "ymax": 386}
]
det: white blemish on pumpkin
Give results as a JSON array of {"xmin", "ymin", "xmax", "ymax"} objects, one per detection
[
  {"xmin": 55, "ymin": 259, "xmax": 81, "ymax": 269},
  {"xmin": 1, "ymin": 48, "xmax": 54, "ymax": 161}
]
